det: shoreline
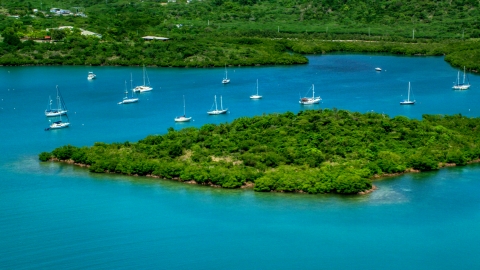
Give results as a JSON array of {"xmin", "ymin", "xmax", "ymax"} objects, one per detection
[
  {"xmin": 51, "ymin": 158, "xmax": 480, "ymax": 195},
  {"xmin": 3, "ymin": 40, "xmax": 478, "ymax": 71},
  {"xmin": 372, "ymin": 159, "xmax": 480, "ymax": 181}
]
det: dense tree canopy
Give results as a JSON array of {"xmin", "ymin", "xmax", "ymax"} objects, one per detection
[
  {"xmin": 0, "ymin": 0, "xmax": 479, "ymax": 69},
  {"xmin": 40, "ymin": 110, "xmax": 480, "ymax": 194}
]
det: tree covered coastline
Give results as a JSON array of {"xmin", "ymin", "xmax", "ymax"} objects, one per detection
[
  {"xmin": 1, "ymin": 1, "xmax": 480, "ymax": 70},
  {"xmin": 40, "ymin": 109, "xmax": 480, "ymax": 195}
]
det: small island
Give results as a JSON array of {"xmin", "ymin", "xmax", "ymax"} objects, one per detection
[{"xmin": 40, "ymin": 109, "xmax": 480, "ymax": 195}]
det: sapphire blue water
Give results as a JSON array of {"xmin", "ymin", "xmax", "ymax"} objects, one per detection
[{"xmin": 1, "ymin": 55, "xmax": 480, "ymax": 269}]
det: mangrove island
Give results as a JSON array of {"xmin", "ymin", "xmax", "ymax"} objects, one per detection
[{"xmin": 39, "ymin": 109, "xmax": 480, "ymax": 195}]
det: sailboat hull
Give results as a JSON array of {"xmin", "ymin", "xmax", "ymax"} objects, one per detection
[
  {"xmin": 46, "ymin": 121, "xmax": 70, "ymax": 130},
  {"xmin": 452, "ymin": 85, "xmax": 470, "ymax": 90},
  {"xmin": 174, "ymin": 116, "xmax": 192, "ymax": 122},
  {"xmin": 207, "ymin": 109, "xmax": 228, "ymax": 115},
  {"xmin": 45, "ymin": 110, "xmax": 67, "ymax": 117},
  {"xmin": 299, "ymin": 98, "xmax": 321, "ymax": 105},
  {"xmin": 133, "ymin": 86, "xmax": 153, "ymax": 92},
  {"xmin": 118, "ymin": 98, "xmax": 138, "ymax": 105}
]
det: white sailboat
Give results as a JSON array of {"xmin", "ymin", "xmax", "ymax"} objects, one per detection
[
  {"xmin": 207, "ymin": 95, "xmax": 228, "ymax": 115},
  {"xmin": 452, "ymin": 66, "xmax": 470, "ymax": 90},
  {"xmin": 175, "ymin": 95, "xmax": 192, "ymax": 122},
  {"xmin": 118, "ymin": 76, "xmax": 139, "ymax": 104},
  {"xmin": 222, "ymin": 64, "xmax": 230, "ymax": 84},
  {"xmin": 299, "ymin": 84, "xmax": 321, "ymax": 105},
  {"xmin": 46, "ymin": 114, "xmax": 70, "ymax": 130},
  {"xmin": 250, "ymin": 79, "xmax": 262, "ymax": 99},
  {"xmin": 133, "ymin": 64, "xmax": 153, "ymax": 92},
  {"xmin": 45, "ymin": 85, "xmax": 68, "ymax": 117},
  {"xmin": 400, "ymin": 82, "xmax": 415, "ymax": 105},
  {"xmin": 45, "ymin": 85, "xmax": 70, "ymax": 130},
  {"xmin": 87, "ymin": 72, "xmax": 96, "ymax": 80}
]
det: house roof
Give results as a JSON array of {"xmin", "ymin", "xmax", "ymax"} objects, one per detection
[{"xmin": 142, "ymin": 36, "xmax": 169, "ymax": 41}]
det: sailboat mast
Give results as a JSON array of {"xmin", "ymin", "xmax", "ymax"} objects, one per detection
[
  {"xmin": 143, "ymin": 65, "xmax": 146, "ymax": 86},
  {"xmin": 256, "ymin": 79, "xmax": 259, "ymax": 95},
  {"xmin": 56, "ymin": 86, "xmax": 61, "ymax": 111},
  {"xmin": 463, "ymin": 66, "xmax": 466, "ymax": 84},
  {"xmin": 183, "ymin": 95, "xmax": 186, "ymax": 116},
  {"xmin": 214, "ymin": 95, "xmax": 218, "ymax": 111},
  {"xmin": 312, "ymin": 84, "xmax": 315, "ymax": 98},
  {"xmin": 408, "ymin": 82, "xmax": 410, "ymax": 101},
  {"xmin": 130, "ymin": 73, "xmax": 133, "ymax": 90}
]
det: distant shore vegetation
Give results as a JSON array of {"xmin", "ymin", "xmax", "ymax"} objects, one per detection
[
  {"xmin": 40, "ymin": 109, "xmax": 480, "ymax": 194},
  {"xmin": 1, "ymin": 0, "xmax": 480, "ymax": 70}
]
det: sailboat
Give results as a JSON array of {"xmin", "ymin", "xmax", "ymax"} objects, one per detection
[
  {"xmin": 45, "ymin": 85, "xmax": 70, "ymax": 130},
  {"xmin": 46, "ymin": 114, "xmax": 70, "ymax": 130},
  {"xmin": 175, "ymin": 95, "xmax": 192, "ymax": 122},
  {"xmin": 452, "ymin": 66, "xmax": 470, "ymax": 90},
  {"xmin": 133, "ymin": 64, "xmax": 153, "ymax": 92},
  {"xmin": 250, "ymin": 79, "xmax": 262, "ymax": 99},
  {"xmin": 87, "ymin": 72, "xmax": 96, "ymax": 80},
  {"xmin": 207, "ymin": 95, "xmax": 228, "ymax": 115},
  {"xmin": 400, "ymin": 82, "xmax": 415, "ymax": 105},
  {"xmin": 299, "ymin": 84, "xmax": 321, "ymax": 105},
  {"xmin": 118, "ymin": 76, "xmax": 139, "ymax": 104},
  {"xmin": 222, "ymin": 64, "xmax": 230, "ymax": 84},
  {"xmin": 45, "ymin": 85, "xmax": 68, "ymax": 117}
]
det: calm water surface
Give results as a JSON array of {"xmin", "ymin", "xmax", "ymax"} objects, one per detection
[{"xmin": 1, "ymin": 55, "xmax": 480, "ymax": 269}]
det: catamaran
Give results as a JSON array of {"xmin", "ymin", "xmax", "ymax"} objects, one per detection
[
  {"xmin": 175, "ymin": 95, "xmax": 192, "ymax": 122},
  {"xmin": 222, "ymin": 64, "xmax": 230, "ymax": 84},
  {"xmin": 400, "ymin": 82, "xmax": 415, "ymax": 105},
  {"xmin": 133, "ymin": 65, "xmax": 153, "ymax": 92},
  {"xmin": 207, "ymin": 95, "xmax": 228, "ymax": 115},
  {"xmin": 250, "ymin": 79, "xmax": 262, "ymax": 99},
  {"xmin": 452, "ymin": 66, "xmax": 470, "ymax": 90},
  {"xmin": 118, "ymin": 76, "xmax": 139, "ymax": 104},
  {"xmin": 299, "ymin": 84, "xmax": 321, "ymax": 105},
  {"xmin": 45, "ymin": 86, "xmax": 68, "ymax": 117}
]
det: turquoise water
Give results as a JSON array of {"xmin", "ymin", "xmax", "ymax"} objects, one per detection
[{"xmin": 1, "ymin": 55, "xmax": 480, "ymax": 269}]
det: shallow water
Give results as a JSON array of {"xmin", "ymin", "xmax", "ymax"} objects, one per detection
[{"xmin": 1, "ymin": 55, "xmax": 479, "ymax": 269}]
